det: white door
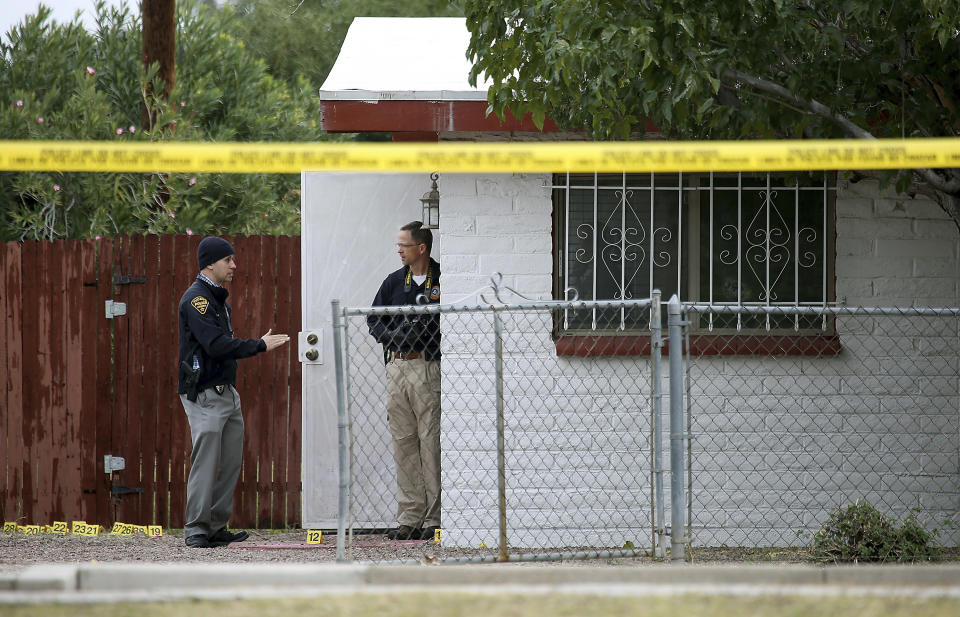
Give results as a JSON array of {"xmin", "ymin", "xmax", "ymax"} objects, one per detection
[{"xmin": 300, "ymin": 172, "xmax": 437, "ymax": 529}]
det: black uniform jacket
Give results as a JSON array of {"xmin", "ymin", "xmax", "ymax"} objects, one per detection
[
  {"xmin": 367, "ymin": 258, "xmax": 441, "ymax": 364},
  {"xmin": 177, "ymin": 278, "xmax": 266, "ymax": 394}
]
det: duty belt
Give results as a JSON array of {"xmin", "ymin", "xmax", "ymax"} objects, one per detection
[{"xmin": 395, "ymin": 351, "xmax": 421, "ymax": 360}]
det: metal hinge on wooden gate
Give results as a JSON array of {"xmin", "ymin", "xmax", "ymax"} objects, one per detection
[
  {"xmin": 105, "ymin": 455, "xmax": 143, "ymax": 496},
  {"xmin": 111, "ymin": 484, "xmax": 144, "ymax": 496},
  {"xmin": 113, "ymin": 274, "xmax": 146, "ymax": 285},
  {"xmin": 104, "ymin": 455, "xmax": 125, "ymax": 473},
  {"xmin": 105, "ymin": 300, "xmax": 127, "ymax": 319}
]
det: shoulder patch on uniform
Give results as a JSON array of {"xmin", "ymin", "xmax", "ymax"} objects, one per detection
[
  {"xmin": 429, "ymin": 285, "xmax": 440, "ymax": 301},
  {"xmin": 191, "ymin": 296, "xmax": 210, "ymax": 314}
]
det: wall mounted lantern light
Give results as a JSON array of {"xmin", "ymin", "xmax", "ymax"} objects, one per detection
[{"xmin": 420, "ymin": 172, "xmax": 440, "ymax": 229}]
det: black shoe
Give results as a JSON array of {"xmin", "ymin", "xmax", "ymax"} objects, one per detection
[
  {"xmin": 185, "ymin": 534, "xmax": 225, "ymax": 548},
  {"xmin": 419, "ymin": 526, "xmax": 440, "ymax": 541},
  {"xmin": 211, "ymin": 528, "xmax": 249, "ymax": 544},
  {"xmin": 386, "ymin": 525, "xmax": 419, "ymax": 540}
]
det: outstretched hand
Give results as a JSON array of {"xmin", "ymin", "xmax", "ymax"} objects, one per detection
[{"xmin": 261, "ymin": 328, "xmax": 291, "ymax": 352}]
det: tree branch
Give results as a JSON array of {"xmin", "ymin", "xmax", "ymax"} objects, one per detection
[
  {"xmin": 286, "ymin": 0, "xmax": 307, "ymax": 18},
  {"xmin": 913, "ymin": 167, "xmax": 960, "ymax": 195},
  {"xmin": 910, "ymin": 170, "xmax": 960, "ymax": 232},
  {"xmin": 722, "ymin": 68, "xmax": 874, "ymax": 139},
  {"xmin": 721, "ymin": 69, "xmax": 960, "ymax": 230},
  {"xmin": 724, "ymin": 83, "xmax": 809, "ymax": 116}
]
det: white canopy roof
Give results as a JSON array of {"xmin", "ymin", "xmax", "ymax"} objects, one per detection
[{"xmin": 319, "ymin": 17, "xmax": 491, "ymax": 101}]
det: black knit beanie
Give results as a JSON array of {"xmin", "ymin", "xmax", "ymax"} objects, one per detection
[{"xmin": 197, "ymin": 236, "xmax": 235, "ymax": 270}]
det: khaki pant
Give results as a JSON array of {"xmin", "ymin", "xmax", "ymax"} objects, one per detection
[
  {"xmin": 386, "ymin": 357, "xmax": 441, "ymax": 528},
  {"xmin": 180, "ymin": 386, "xmax": 244, "ymax": 539}
]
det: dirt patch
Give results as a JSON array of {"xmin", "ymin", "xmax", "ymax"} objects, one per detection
[{"xmin": 1, "ymin": 530, "xmax": 337, "ymax": 573}]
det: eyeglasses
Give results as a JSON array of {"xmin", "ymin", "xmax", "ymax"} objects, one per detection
[{"xmin": 396, "ymin": 243, "xmax": 421, "ymax": 249}]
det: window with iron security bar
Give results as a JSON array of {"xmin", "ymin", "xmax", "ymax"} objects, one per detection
[{"xmin": 552, "ymin": 172, "xmax": 836, "ymax": 337}]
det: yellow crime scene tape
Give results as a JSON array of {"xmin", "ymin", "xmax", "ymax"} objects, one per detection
[{"xmin": 1, "ymin": 138, "xmax": 960, "ymax": 174}]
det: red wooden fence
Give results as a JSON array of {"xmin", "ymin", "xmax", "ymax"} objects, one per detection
[{"xmin": 1, "ymin": 234, "xmax": 302, "ymax": 530}]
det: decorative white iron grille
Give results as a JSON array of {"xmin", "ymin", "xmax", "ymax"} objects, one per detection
[{"xmin": 552, "ymin": 172, "xmax": 835, "ymax": 333}]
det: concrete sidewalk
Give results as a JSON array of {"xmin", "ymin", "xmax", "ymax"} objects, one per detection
[{"xmin": 2, "ymin": 563, "xmax": 959, "ymax": 604}]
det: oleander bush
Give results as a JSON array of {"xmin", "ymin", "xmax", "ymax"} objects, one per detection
[{"xmin": 0, "ymin": 0, "xmax": 326, "ymax": 241}]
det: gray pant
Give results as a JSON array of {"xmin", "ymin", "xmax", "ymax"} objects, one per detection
[
  {"xmin": 180, "ymin": 385, "xmax": 244, "ymax": 539},
  {"xmin": 386, "ymin": 357, "xmax": 441, "ymax": 528}
]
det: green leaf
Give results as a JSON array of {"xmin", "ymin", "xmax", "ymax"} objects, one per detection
[
  {"xmin": 696, "ymin": 98, "xmax": 714, "ymax": 117},
  {"xmin": 532, "ymin": 106, "xmax": 546, "ymax": 130},
  {"xmin": 661, "ymin": 98, "xmax": 673, "ymax": 123}
]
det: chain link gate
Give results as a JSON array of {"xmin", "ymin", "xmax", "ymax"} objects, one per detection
[
  {"xmin": 331, "ymin": 289, "xmax": 665, "ymax": 563},
  {"xmin": 681, "ymin": 303, "xmax": 960, "ymax": 551}
]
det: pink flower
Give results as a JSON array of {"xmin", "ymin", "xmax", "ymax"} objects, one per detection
[
  {"xmin": 86, "ymin": 66, "xmax": 95, "ymax": 75},
  {"xmin": 37, "ymin": 117, "xmax": 44, "ymax": 123},
  {"xmin": 188, "ymin": 178, "xmax": 196, "ymax": 186},
  {"xmin": 54, "ymin": 184, "xmax": 60, "ymax": 191},
  {"xmin": 180, "ymin": 101, "xmax": 186, "ymax": 107},
  {"xmin": 186, "ymin": 229, "xmax": 194, "ymax": 235},
  {"xmin": 169, "ymin": 212, "xmax": 176, "ymax": 219},
  {"xmin": 16, "ymin": 100, "xmax": 23, "ymax": 107},
  {"xmin": 116, "ymin": 128, "xmax": 123, "ymax": 135},
  {"xmin": 128, "ymin": 125, "xmax": 136, "ymax": 133},
  {"xmin": 95, "ymin": 235, "xmax": 102, "ymax": 240}
]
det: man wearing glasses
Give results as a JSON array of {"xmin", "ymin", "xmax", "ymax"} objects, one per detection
[{"xmin": 368, "ymin": 221, "xmax": 442, "ymax": 541}]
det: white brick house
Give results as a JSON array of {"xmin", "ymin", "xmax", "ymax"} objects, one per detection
[{"xmin": 301, "ymin": 17, "xmax": 960, "ymax": 548}]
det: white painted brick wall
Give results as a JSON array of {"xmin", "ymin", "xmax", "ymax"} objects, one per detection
[
  {"xmin": 438, "ymin": 171, "xmax": 553, "ymax": 304},
  {"xmin": 429, "ymin": 169, "xmax": 960, "ymax": 549},
  {"xmin": 835, "ymin": 176, "xmax": 960, "ymax": 307}
]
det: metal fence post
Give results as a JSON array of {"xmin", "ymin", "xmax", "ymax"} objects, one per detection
[
  {"xmin": 331, "ymin": 299, "xmax": 349, "ymax": 562},
  {"xmin": 494, "ymin": 307, "xmax": 509, "ymax": 562},
  {"xmin": 650, "ymin": 290, "xmax": 666, "ymax": 558},
  {"xmin": 684, "ymin": 311, "xmax": 693, "ymax": 553},
  {"xmin": 667, "ymin": 295, "xmax": 686, "ymax": 561}
]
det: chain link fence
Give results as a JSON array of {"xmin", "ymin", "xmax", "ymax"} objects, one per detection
[
  {"xmin": 683, "ymin": 303, "xmax": 960, "ymax": 550},
  {"xmin": 330, "ymin": 292, "xmax": 960, "ymax": 563},
  {"xmin": 333, "ymin": 295, "xmax": 659, "ymax": 563}
]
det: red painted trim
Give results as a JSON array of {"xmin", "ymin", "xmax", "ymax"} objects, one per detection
[
  {"xmin": 319, "ymin": 100, "xmax": 561, "ymax": 133},
  {"xmin": 555, "ymin": 334, "xmax": 842, "ymax": 357},
  {"xmin": 555, "ymin": 336, "xmax": 654, "ymax": 357},
  {"xmin": 392, "ymin": 131, "xmax": 439, "ymax": 142}
]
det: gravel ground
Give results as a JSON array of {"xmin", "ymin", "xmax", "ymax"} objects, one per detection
[
  {"xmin": 3, "ymin": 530, "xmax": 956, "ymax": 573},
  {"xmin": 0, "ymin": 530, "xmax": 647, "ymax": 572},
  {"xmin": 1, "ymin": 530, "xmax": 342, "ymax": 574}
]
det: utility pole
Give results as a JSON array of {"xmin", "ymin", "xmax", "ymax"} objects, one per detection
[{"xmin": 141, "ymin": 0, "xmax": 176, "ymax": 131}]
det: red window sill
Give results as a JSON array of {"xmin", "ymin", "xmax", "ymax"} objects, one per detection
[{"xmin": 555, "ymin": 334, "xmax": 842, "ymax": 357}]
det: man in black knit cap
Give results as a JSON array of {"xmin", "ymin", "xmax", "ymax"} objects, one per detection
[{"xmin": 177, "ymin": 236, "xmax": 289, "ymax": 548}]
